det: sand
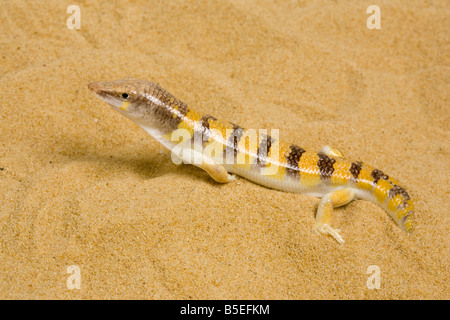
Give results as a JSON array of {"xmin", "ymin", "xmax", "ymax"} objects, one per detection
[{"xmin": 0, "ymin": 0, "xmax": 448, "ymax": 299}]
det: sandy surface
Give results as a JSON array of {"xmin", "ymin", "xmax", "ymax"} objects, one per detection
[{"xmin": 0, "ymin": 0, "xmax": 448, "ymax": 299}]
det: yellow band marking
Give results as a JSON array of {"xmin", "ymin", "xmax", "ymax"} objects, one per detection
[{"xmin": 120, "ymin": 101, "xmax": 130, "ymax": 111}]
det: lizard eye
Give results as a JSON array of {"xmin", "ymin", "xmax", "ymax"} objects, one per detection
[{"xmin": 121, "ymin": 93, "xmax": 129, "ymax": 99}]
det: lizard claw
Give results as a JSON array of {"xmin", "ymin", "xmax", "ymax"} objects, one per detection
[{"xmin": 314, "ymin": 223, "xmax": 345, "ymax": 244}]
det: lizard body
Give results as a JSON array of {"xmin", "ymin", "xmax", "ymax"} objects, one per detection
[{"xmin": 88, "ymin": 78, "xmax": 415, "ymax": 243}]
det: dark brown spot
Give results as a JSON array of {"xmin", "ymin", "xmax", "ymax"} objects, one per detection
[
  {"xmin": 388, "ymin": 184, "xmax": 412, "ymax": 212},
  {"xmin": 388, "ymin": 184, "xmax": 410, "ymax": 201},
  {"xmin": 224, "ymin": 123, "xmax": 244, "ymax": 162},
  {"xmin": 199, "ymin": 114, "xmax": 217, "ymax": 142},
  {"xmin": 317, "ymin": 153, "xmax": 336, "ymax": 179},
  {"xmin": 256, "ymin": 134, "xmax": 274, "ymax": 167},
  {"xmin": 285, "ymin": 145, "xmax": 306, "ymax": 178},
  {"xmin": 349, "ymin": 161, "xmax": 362, "ymax": 180},
  {"xmin": 400, "ymin": 211, "xmax": 414, "ymax": 225},
  {"xmin": 199, "ymin": 114, "xmax": 216, "ymax": 131},
  {"xmin": 371, "ymin": 169, "xmax": 389, "ymax": 185}
]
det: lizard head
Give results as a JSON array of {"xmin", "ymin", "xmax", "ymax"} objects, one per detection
[
  {"xmin": 88, "ymin": 77, "xmax": 147, "ymax": 114},
  {"xmin": 89, "ymin": 77, "xmax": 188, "ymax": 133}
]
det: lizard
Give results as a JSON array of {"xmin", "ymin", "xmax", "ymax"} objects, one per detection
[{"xmin": 88, "ymin": 77, "xmax": 416, "ymax": 243}]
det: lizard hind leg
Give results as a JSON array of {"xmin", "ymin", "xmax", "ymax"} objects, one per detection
[
  {"xmin": 319, "ymin": 145, "xmax": 345, "ymax": 158},
  {"xmin": 199, "ymin": 156, "xmax": 236, "ymax": 183},
  {"xmin": 314, "ymin": 188, "xmax": 355, "ymax": 244}
]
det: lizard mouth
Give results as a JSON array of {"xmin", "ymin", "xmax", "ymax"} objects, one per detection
[
  {"xmin": 87, "ymin": 81, "xmax": 102, "ymax": 93},
  {"xmin": 88, "ymin": 81, "xmax": 123, "ymax": 109}
]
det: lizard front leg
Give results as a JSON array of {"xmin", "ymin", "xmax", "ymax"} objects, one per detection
[{"xmin": 173, "ymin": 145, "xmax": 235, "ymax": 183}]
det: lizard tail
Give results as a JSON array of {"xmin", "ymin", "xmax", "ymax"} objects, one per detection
[{"xmin": 354, "ymin": 165, "xmax": 416, "ymax": 233}]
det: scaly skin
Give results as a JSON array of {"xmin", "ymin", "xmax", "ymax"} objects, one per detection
[{"xmin": 88, "ymin": 77, "xmax": 415, "ymax": 243}]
